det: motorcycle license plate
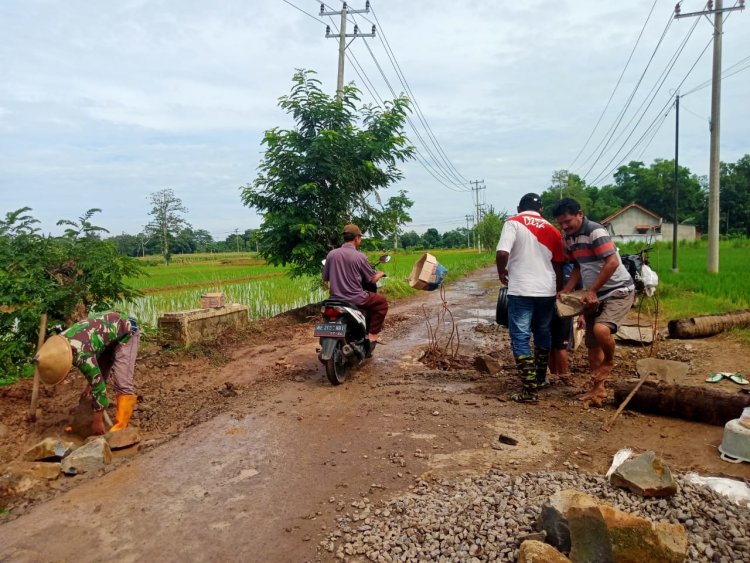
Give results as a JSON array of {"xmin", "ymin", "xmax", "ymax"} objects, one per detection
[{"xmin": 314, "ymin": 322, "xmax": 346, "ymax": 338}]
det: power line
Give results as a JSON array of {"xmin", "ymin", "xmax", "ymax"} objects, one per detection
[
  {"xmin": 574, "ymin": 11, "xmax": 676, "ymax": 177},
  {"xmin": 324, "ymin": 13, "xmax": 469, "ymax": 193},
  {"xmin": 682, "ymin": 52, "xmax": 750, "ymax": 95},
  {"xmin": 567, "ymin": 0, "xmax": 659, "ymax": 171},
  {"xmin": 583, "ymin": 11, "xmax": 704, "ymax": 184}
]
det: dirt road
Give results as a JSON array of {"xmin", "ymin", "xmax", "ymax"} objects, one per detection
[{"xmin": 1, "ymin": 268, "xmax": 747, "ymax": 562}]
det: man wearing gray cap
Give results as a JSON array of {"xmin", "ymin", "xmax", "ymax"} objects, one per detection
[{"xmin": 496, "ymin": 193, "xmax": 564, "ymax": 402}]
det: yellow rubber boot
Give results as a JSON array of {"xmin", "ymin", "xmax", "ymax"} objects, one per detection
[{"xmin": 110, "ymin": 394, "xmax": 137, "ymax": 431}]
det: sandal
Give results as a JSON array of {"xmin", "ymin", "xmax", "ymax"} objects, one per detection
[
  {"xmin": 729, "ymin": 373, "xmax": 748, "ymax": 385},
  {"xmin": 705, "ymin": 373, "xmax": 727, "ymax": 383}
]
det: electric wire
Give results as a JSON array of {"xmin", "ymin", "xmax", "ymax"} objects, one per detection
[
  {"xmin": 682, "ymin": 53, "xmax": 750, "ymax": 96},
  {"xmin": 369, "ymin": 4, "xmax": 470, "ymax": 186},
  {"xmin": 585, "ymin": 16, "xmax": 703, "ymax": 183},
  {"xmin": 567, "ymin": 0, "xmax": 659, "ymax": 171},
  {"xmin": 589, "ymin": 34, "xmax": 713, "ymax": 186},
  {"xmin": 323, "ymin": 13, "xmax": 470, "ymax": 193},
  {"xmin": 574, "ymin": 11, "xmax": 676, "ymax": 177}
]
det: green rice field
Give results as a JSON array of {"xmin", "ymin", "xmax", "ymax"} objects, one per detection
[{"xmin": 117, "ymin": 249, "xmax": 496, "ymax": 328}]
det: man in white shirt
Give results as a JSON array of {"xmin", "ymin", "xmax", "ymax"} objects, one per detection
[{"xmin": 496, "ymin": 193, "xmax": 564, "ymax": 402}]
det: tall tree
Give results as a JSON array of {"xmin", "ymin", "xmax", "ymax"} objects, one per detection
[
  {"xmin": 240, "ymin": 70, "xmax": 414, "ymax": 277},
  {"xmin": 145, "ymin": 189, "xmax": 190, "ymax": 265},
  {"xmin": 475, "ymin": 207, "xmax": 506, "ymax": 251},
  {"xmin": 720, "ymin": 154, "xmax": 750, "ymax": 236},
  {"xmin": 422, "ymin": 228, "xmax": 442, "ymax": 249},
  {"xmin": 379, "ymin": 190, "xmax": 414, "ymax": 248},
  {"xmin": 540, "ymin": 170, "xmax": 592, "ymax": 220}
]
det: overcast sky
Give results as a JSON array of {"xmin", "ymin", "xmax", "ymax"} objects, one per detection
[{"xmin": 1, "ymin": 0, "xmax": 748, "ymax": 239}]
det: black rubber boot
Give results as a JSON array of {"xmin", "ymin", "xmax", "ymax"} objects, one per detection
[{"xmin": 534, "ymin": 348, "xmax": 551, "ymax": 388}]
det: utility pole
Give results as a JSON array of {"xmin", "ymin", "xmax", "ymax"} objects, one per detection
[
  {"xmin": 672, "ymin": 93, "xmax": 680, "ymax": 273},
  {"xmin": 464, "ymin": 214, "xmax": 474, "ymax": 248},
  {"xmin": 675, "ymin": 0, "xmax": 745, "ymax": 273},
  {"xmin": 321, "ymin": 2, "xmax": 376, "ymax": 101},
  {"xmin": 469, "ymin": 179, "xmax": 485, "ymax": 251},
  {"xmin": 234, "ymin": 228, "xmax": 240, "ymax": 253}
]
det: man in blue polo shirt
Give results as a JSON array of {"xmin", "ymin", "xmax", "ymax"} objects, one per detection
[{"xmin": 552, "ymin": 198, "xmax": 635, "ymax": 405}]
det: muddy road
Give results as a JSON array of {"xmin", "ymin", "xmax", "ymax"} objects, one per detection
[{"xmin": 1, "ymin": 267, "xmax": 748, "ymax": 562}]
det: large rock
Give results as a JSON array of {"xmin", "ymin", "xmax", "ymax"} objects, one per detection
[
  {"xmin": 609, "ymin": 451, "xmax": 678, "ymax": 497},
  {"xmin": 474, "ymin": 354, "xmax": 502, "ymax": 375},
  {"xmin": 22, "ymin": 437, "xmax": 74, "ymax": 461},
  {"xmin": 61, "ymin": 437, "xmax": 112, "ymax": 475},
  {"xmin": 537, "ymin": 489, "xmax": 687, "ymax": 563},
  {"xmin": 105, "ymin": 427, "xmax": 141, "ymax": 450},
  {"xmin": 569, "ymin": 503, "xmax": 687, "ymax": 563},
  {"xmin": 0, "ymin": 461, "xmax": 61, "ymax": 496},
  {"xmin": 536, "ymin": 489, "xmax": 600, "ymax": 553},
  {"xmin": 518, "ymin": 539, "xmax": 571, "ymax": 562}
]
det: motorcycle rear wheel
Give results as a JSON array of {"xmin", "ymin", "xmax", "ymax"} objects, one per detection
[{"xmin": 325, "ymin": 341, "xmax": 351, "ymax": 385}]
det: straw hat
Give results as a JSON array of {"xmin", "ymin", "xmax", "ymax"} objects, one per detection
[{"xmin": 34, "ymin": 334, "xmax": 73, "ymax": 385}]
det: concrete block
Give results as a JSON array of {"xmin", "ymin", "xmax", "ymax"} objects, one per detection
[{"xmin": 157, "ymin": 304, "xmax": 249, "ymax": 347}]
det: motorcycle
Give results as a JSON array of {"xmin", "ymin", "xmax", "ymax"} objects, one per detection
[{"xmin": 315, "ymin": 254, "xmax": 391, "ymax": 385}]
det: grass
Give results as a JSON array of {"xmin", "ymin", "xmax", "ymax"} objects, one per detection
[
  {"xmin": 118, "ymin": 249, "xmax": 495, "ymax": 328},
  {"xmin": 617, "ymin": 239, "xmax": 750, "ymax": 343}
]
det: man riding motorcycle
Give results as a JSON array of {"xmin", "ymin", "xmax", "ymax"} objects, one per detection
[{"xmin": 322, "ymin": 224, "xmax": 388, "ymax": 344}]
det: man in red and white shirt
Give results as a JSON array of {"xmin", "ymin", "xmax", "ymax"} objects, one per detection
[{"xmin": 496, "ymin": 193, "xmax": 564, "ymax": 403}]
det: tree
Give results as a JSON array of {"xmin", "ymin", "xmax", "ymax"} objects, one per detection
[
  {"xmin": 422, "ymin": 228, "xmax": 442, "ymax": 249},
  {"xmin": 0, "ymin": 208, "xmax": 143, "ymax": 381},
  {"xmin": 400, "ymin": 230, "xmax": 422, "ymax": 249},
  {"xmin": 145, "ymin": 188, "xmax": 191, "ymax": 265},
  {"xmin": 541, "ymin": 170, "xmax": 593, "ymax": 220},
  {"xmin": 720, "ymin": 155, "xmax": 750, "ymax": 236},
  {"xmin": 442, "ymin": 228, "xmax": 468, "ymax": 248},
  {"xmin": 475, "ymin": 207, "xmax": 506, "ymax": 251},
  {"xmin": 240, "ymin": 70, "xmax": 414, "ymax": 277},
  {"xmin": 378, "ymin": 190, "xmax": 414, "ymax": 248}
]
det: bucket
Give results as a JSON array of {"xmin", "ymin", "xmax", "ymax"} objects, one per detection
[
  {"xmin": 718, "ymin": 418, "xmax": 750, "ymax": 464},
  {"xmin": 496, "ymin": 286, "xmax": 508, "ymax": 327}
]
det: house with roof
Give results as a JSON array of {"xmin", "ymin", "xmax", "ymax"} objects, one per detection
[{"xmin": 600, "ymin": 203, "xmax": 697, "ymax": 243}]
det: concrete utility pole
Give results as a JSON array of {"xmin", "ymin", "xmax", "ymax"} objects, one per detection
[
  {"xmin": 321, "ymin": 2, "xmax": 376, "ymax": 101},
  {"xmin": 672, "ymin": 93, "xmax": 680, "ymax": 273},
  {"xmin": 675, "ymin": 0, "xmax": 745, "ymax": 273},
  {"xmin": 469, "ymin": 179, "xmax": 486, "ymax": 251},
  {"xmin": 465, "ymin": 214, "xmax": 474, "ymax": 248}
]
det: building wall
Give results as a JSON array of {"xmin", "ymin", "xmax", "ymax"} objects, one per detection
[
  {"xmin": 661, "ymin": 222, "xmax": 697, "ymax": 242},
  {"xmin": 606, "ymin": 208, "xmax": 660, "ymax": 237}
]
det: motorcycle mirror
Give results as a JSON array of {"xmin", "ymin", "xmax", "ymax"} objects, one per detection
[
  {"xmin": 379, "ymin": 255, "xmax": 392, "ymax": 264},
  {"xmin": 321, "ymin": 259, "xmax": 326, "ymax": 266}
]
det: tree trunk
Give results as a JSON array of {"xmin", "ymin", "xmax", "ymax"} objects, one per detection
[
  {"xmin": 667, "ymin": 309, "xmax": 750, "ymax": 339},
  {"xmin": 613, "ymin": 378, "xmax": 750, "ymax": 426}
]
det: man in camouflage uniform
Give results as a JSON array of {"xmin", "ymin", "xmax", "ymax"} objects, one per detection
[{"xmin": 35, "ymin": 310, "xmax": 140, "ymax": 435}]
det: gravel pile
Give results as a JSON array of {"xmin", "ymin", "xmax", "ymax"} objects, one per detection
[{"xmin": 322, "ymin": 469, "xmax": 749, "ymax": 562}]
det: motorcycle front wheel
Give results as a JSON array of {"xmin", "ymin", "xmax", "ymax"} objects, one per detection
[{"xmin": 325, "ymin": 341, "xmax": 351, "ymax": 385}]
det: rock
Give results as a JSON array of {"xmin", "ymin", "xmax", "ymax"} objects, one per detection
[
  {"xmin": 518, "ymin": 540, "xmax": 571, "ymax": 562},
  {"xmin": 67, "ymin": 396, "xmax": 96, "ymax": 437},
  {"xmin": 22, "ymin": 437, "xmax": 74, "ymax": 461},
  {"xmin": 568, "ymin": 503, "xmax": 687, "ymax": 563},
  {"xmin": 474, "ymin": 355, "xmax": 502, "ymax": 375},
  {"xmin": 3, "ymin": 461, "xmax": 61, "ymax": 481},
  {"xmin": 104, "ymin": 427, "xmax": 141, "ymax": 450},
  {"xmin": 536, "ymin": 489, "xmax": 600, "ymax": 553},
  {"xmin": 609, "ymin": 451, "xmax": 678, "ymax": 497},
  {"xmin": 635, "ymin": 357, "xmax": 689, "ymax": 384},
  {"xmin": 0, "ymin": 422, "xmax": 9, "ymax": 439},
  {"xmin": 61, "ymin": 437, "xmax": 112, "ymax": 475},
  {"xmin": 0, "ymin": 460, "xmax": 62, "ymax": 496}
]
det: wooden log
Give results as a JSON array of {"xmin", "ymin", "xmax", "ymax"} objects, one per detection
[
  {"xmin": 668, "ymin": 309, "xmax": 750, "ymax": 339},
  {"xmin": 613, "ymin": 379, "xmax": 750, "ymax": 426},
  {"xmin": 28, "ymin": 313, "xmax": 48, "ymax": 420}
]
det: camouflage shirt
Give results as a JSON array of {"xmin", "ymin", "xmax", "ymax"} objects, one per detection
[{"xmin": 63, "ymin": 311, "xmax": 133, "ymax": 411}]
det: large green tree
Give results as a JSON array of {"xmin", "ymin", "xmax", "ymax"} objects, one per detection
[
  {"xmin": 145, "ymin": 188, "xmax": 191, "ymax": 265},
  {"xmin": 475, "ymin": 207, "xmax": 506, "ymax": 251},
  {"xmin": 379, "ymin": 190, "xmax": 414, "ymax": 248},
  {"xmin": 720, "ymin": 154, "xmax": 750, "ymax": 236},
  {"xmin": 241, "ymin": 70, "xmax": 414, "ymax": 277}
]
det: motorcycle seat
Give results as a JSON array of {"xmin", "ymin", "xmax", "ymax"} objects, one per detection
[{"xmin": 323, "ymin": 299, "xmax": 359, "ymax": 310}]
